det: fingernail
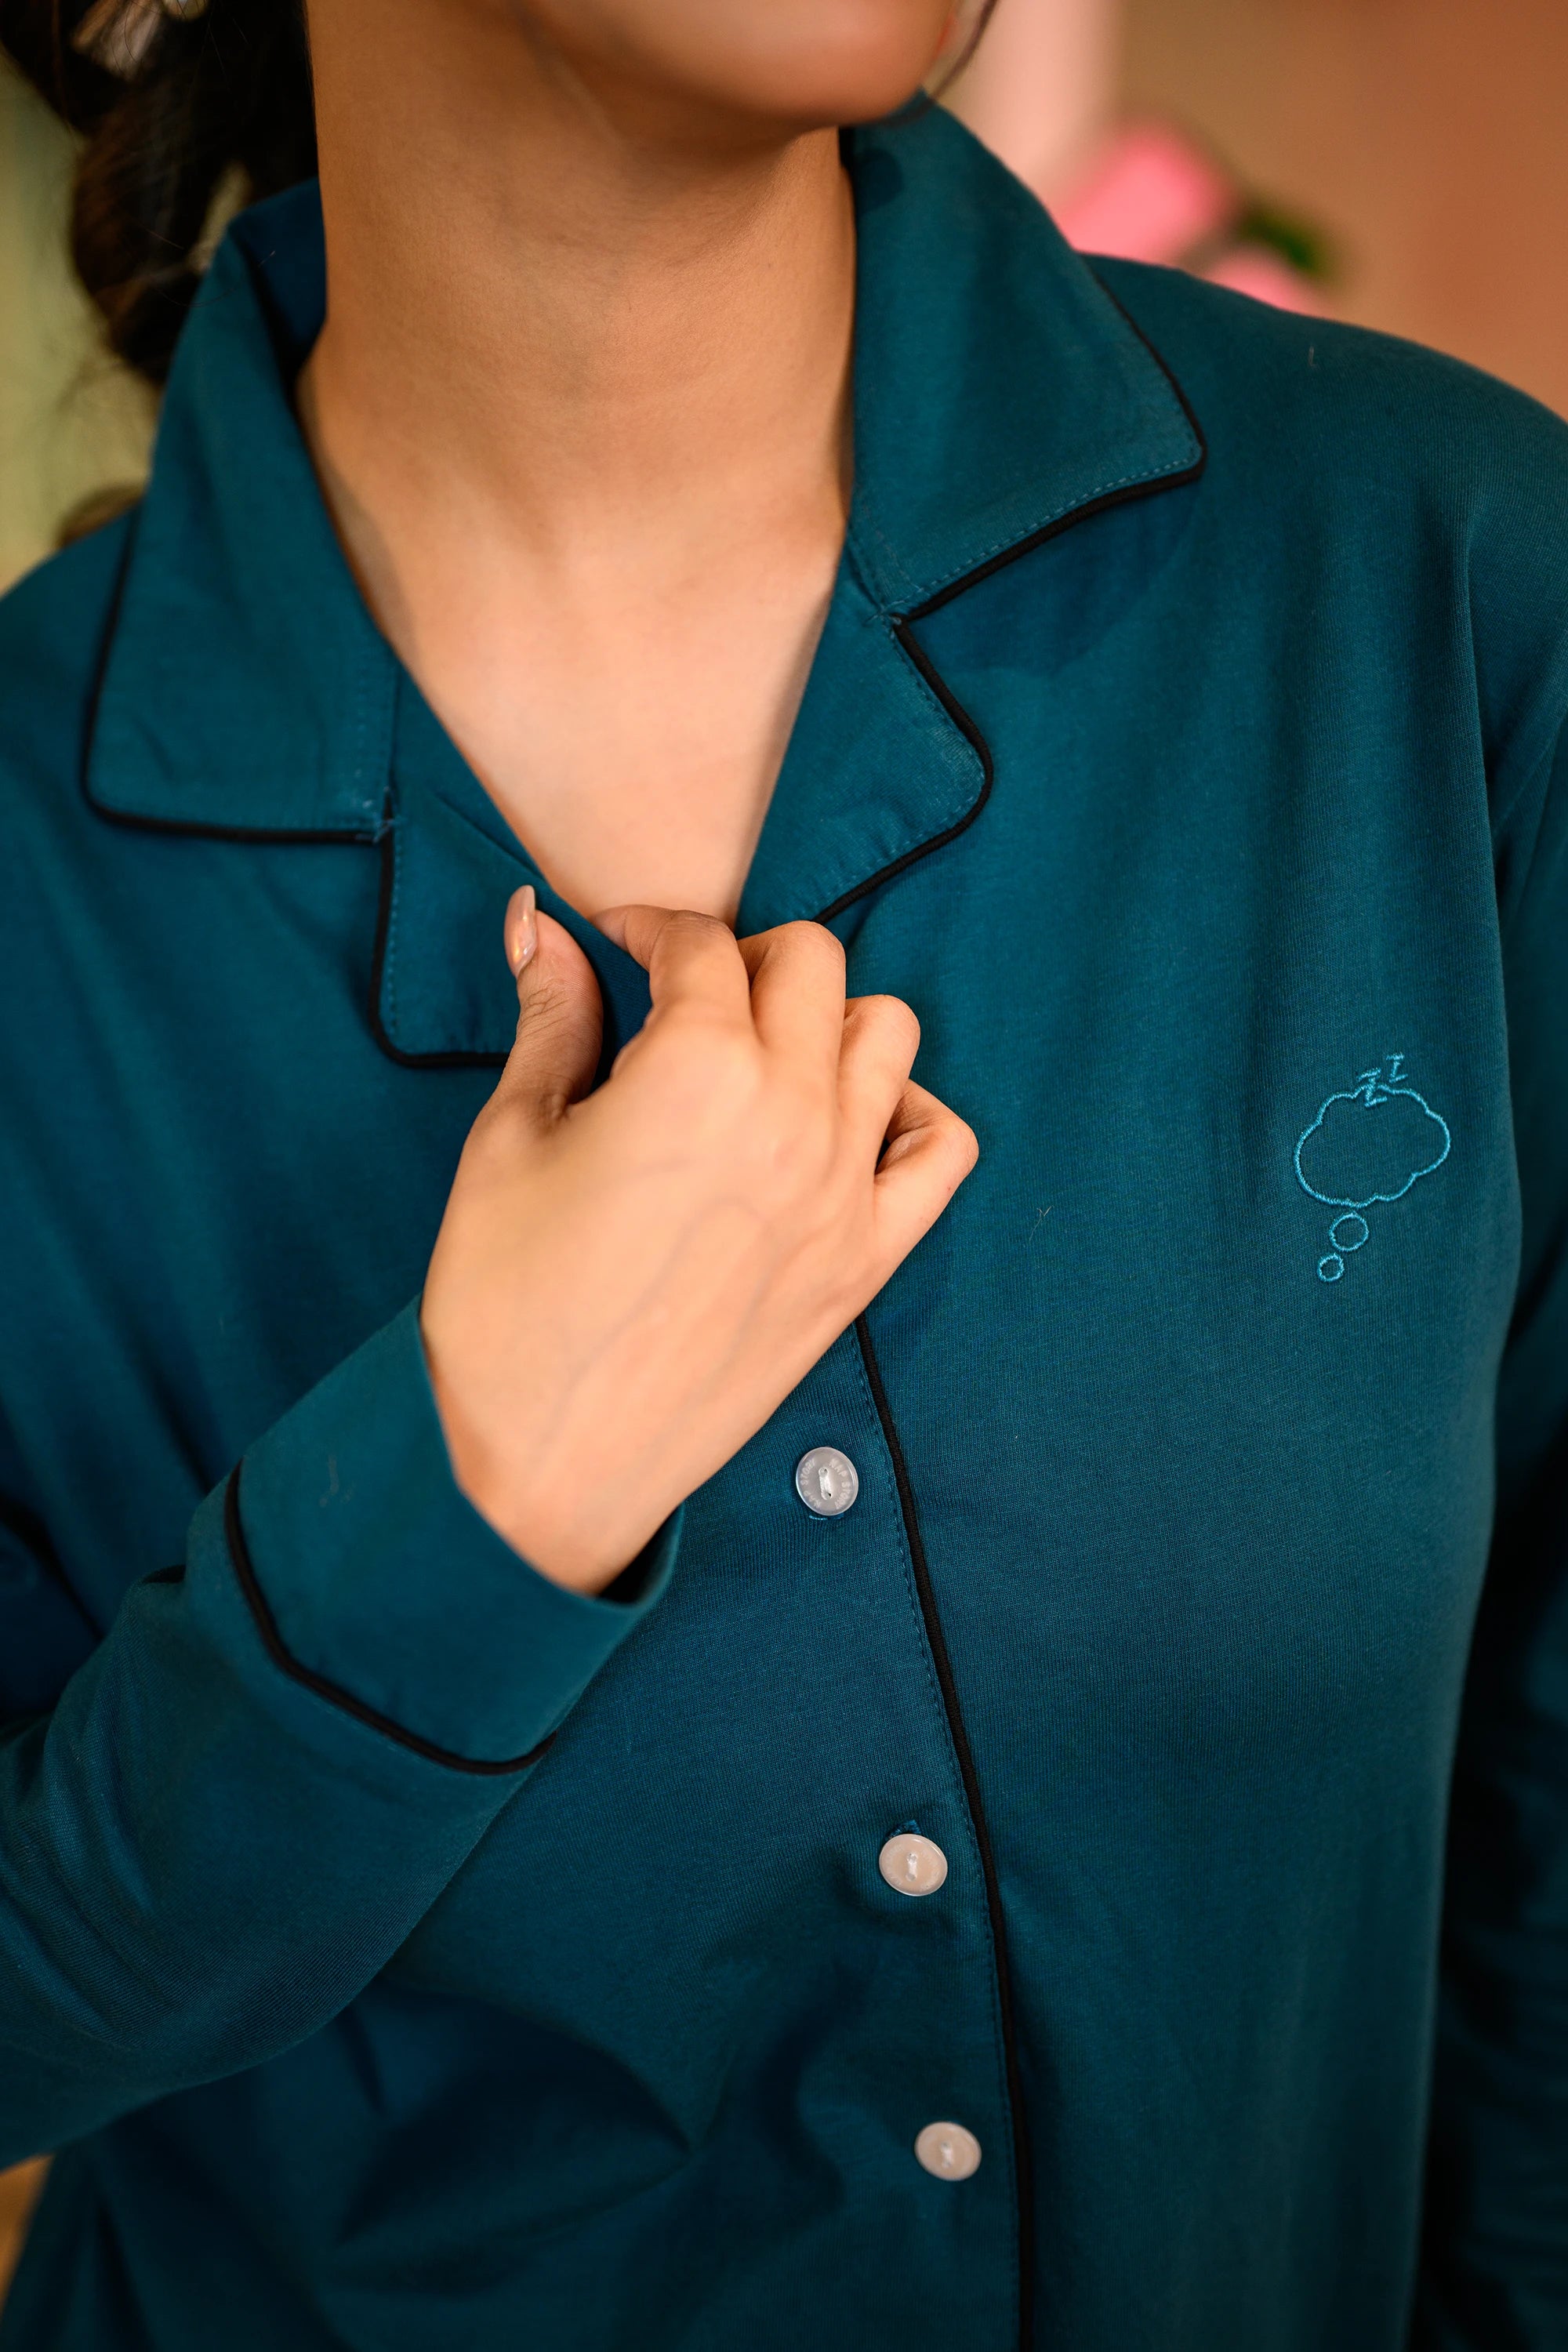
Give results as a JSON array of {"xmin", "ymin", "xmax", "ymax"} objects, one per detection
[{"xmin": 505, "ymin": 884, "xmax": 537, "ymax": 978}]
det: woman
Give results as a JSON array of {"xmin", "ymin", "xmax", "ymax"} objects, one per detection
[{"xmin": 0, "ymin": 1, "xmax": 1563, "ymax": 2345}]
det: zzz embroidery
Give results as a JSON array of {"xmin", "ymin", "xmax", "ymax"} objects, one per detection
[{"xmin": 1294, "ymin": 1054, "xmax": 1450, "ymax": 1283}]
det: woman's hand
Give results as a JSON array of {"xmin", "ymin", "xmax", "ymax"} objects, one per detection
[{"xmin": 420, "ymin": 888, "xmax": 978, "ymax": 1594}]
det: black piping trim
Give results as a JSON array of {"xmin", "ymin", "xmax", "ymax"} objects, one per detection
[
  {"xmin": 855, "ymin": 1312, "xmax": 1036, "ymax": 2351},
  {"xmin": 78, "ymin": 303, "xmax": 1203, "ymax": 1051},
  {"xmin": 80, "ymin": 785, "xmax": 497, "ymax": 1069},
  {"xmin": 1089, "ymin": 264, "xmax": 1211, "ymax": 457},
  {"xmin": 905, "ymin": 283, "xmax": 1208, "ymax": 624},
  {"xmin": 815, "ymin": 314, "xmax": 1206, "ymax": 924},
  {"xmin": 85, "ymin": 800, "xmax": 376, "ymax": 848},
  {"xmin": 223, "ymin": 1464, "xmax": 554, "ymax": 1775},
  {"xmin": 814, "ymin": 619, "xmax": 994, "ymax": 926},
  {"xmin": 368, "ymin": 829, "xmax": 510, "ymax": 1071}
]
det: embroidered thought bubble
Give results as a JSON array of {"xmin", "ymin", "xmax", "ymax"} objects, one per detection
[{"xmin": 1294, "ymin": 1055, "xmax": 1450, "ymax": 1283}]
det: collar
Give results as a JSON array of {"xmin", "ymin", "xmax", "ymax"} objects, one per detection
[{"xmin": 84, "ymin": 103, "xmax": 1203, "ymax": 1057}]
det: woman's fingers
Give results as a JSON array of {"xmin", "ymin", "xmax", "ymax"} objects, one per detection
[
  {"xmin": 869, "ymin": 1080, "xmax": 979, "ymax": 1269},
  {"xmin": 596, "ymin": 905, "xmax": 753, "ymax": 1030},
  {"xmin": 490, "ymin": 892, "xmax": 604, "ymax": 1131},
  {"xmin": 739, "ymin": 921, "xmax": 848, "ymax": 1063},
  {"xmin": 429, "ymin": 896, "xmax": 975, "ymax": 1592},
  {"xmin": 602, "ymin": 909, "xmax": 848, "ymax": 1069},
  {"xmin": 837, "ymin": 993, "xmax": 922, "ymax": 1157},
  {"xmin": 593, "ymin": 907, "xmax": 962, "ymax": 1254}
]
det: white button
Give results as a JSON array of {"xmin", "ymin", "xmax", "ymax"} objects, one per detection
[
  {"xmin": 794, "ymin": 1446, "xmax": 859, "ymax": 1516},
  {"xmin": 914, "ymin": 2121, "xmax": 982, "ymax": 2181},
  {"xmin": 878, "ymin": 1832, "xmax": 949, "ymax": 1897}
]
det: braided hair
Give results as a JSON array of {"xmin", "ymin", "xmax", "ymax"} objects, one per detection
[{"xmin": 0, "ymin": 0, "xmax": 314, "ymax": 389}]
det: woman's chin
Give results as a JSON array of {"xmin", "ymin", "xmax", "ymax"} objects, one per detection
[{"xmin": 504, "ymin": 0, "xmax": 960, "ymax": 135}]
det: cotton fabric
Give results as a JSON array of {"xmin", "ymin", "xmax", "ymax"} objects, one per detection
[{"xmin": 0, "ymin": 105, "xmax": 1566, "ymax": 2352}]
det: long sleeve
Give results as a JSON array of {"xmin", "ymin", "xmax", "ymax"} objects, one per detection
[
  {"xmin": 0, "ymin": 1304, "xmax": 677, "ymax": 2167},
  {"xmin": 1415, "ymin": 717, "xmax": 1568, "ymax": 2343}
]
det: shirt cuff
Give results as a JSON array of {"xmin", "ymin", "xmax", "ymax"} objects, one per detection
[{"xmin": 228, "ymin": 1301, "xmax": 680, "ymax": 1769}]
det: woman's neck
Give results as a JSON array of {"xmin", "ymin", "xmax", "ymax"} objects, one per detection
[
  {"xmin": 297, "ymin": 0, "xmax": 856, "ymax": 920},
  {"xmin": 300, "ymin": 0, "xmax": 855, "ymax": 628}
]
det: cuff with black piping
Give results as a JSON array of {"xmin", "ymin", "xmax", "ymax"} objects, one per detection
[{"xmin": 227, "ymin": 1301, "xmax": 680, "ymax": 1771}]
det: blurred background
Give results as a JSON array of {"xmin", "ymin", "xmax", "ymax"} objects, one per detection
[
  {"xmin": 5, "ymin": 0, "xmax": 1568, "ymax": 591},
  {"xmin": 2, "ymin": 0, "xmax": 1566, "ymax": 2293}
]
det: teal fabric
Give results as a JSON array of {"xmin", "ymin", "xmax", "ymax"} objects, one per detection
[{"xmin": 0, "ymin": 102, "xmax": 1565, "ymax": 2352}]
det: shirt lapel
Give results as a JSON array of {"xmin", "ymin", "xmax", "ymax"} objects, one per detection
[
  {"xmin": 747, "ymin": 104, "xmax": 1203, "ymax": 933},
  {"xmin": 82, "ymin": 106, "xmax": 1203, "ymax": 1064},
  {"xmin": 85, "ymin": 187, "xmax": 390, "ymax": 841},
  {"xmin": 379, "ymin": 673, "xmax": 654, "ymax": 1067}
]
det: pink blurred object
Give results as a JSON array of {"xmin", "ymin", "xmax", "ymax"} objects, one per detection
[
  {"xmin": 1050, "ymin": 117, "xmax": 1327, "ymax": 317},
  {"xmin": 1053, "ymin": 120, "xmax": 1236, "ymax": 266},
  {"xmin": 1200, "ymin": 244, "xmax": 1324, "ymax": 316}
]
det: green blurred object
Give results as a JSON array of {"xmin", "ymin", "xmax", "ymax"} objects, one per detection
[
  {"xmin": 1232, "ymin": 197, "xmax": 1338, "ymax": 283},
  {"xmin": 0, "ymin": 60, "xmax": 153, "ymax": 591}
]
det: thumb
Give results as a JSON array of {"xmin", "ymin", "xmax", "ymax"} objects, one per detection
[{"xmin": 492, "ymin": 884, "xmax": 604, "ymax": 1127}]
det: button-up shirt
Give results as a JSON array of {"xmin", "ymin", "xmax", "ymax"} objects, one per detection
[{"xmin": 1, "ymin": 103, "xmax": 1565, "ymax": 2352}]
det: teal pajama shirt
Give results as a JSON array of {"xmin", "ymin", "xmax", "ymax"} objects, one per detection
[{"xmin": 1, "ymin": 104, "xmax": 1566, "ymax": 2352}]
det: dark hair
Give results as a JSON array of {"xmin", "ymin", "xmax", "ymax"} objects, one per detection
[
  {"xmin": 2, "ymin": 0, "xmax": 997, "ymax": 396},
  {"xmin": 0, "ymin": 0, "xmax": 314, "ymax": 387}
]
